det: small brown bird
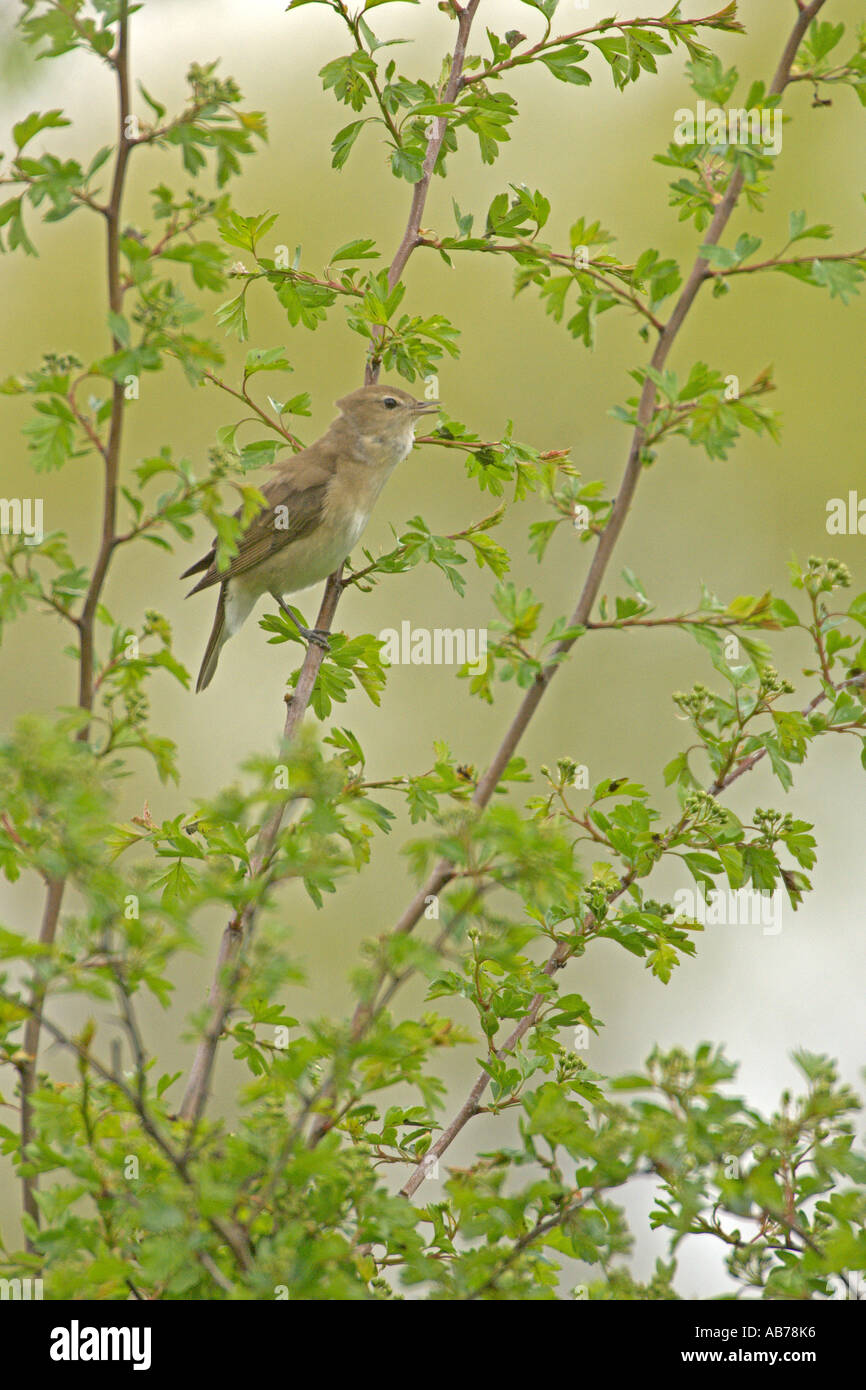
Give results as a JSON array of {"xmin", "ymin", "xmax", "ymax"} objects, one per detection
[{"xmin": 182, "ymin": 383, "xmax": 440, "ymax": 691}]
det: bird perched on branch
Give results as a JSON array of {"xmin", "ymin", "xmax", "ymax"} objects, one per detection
[{"xmin": 182, "ymin": 383, "xmax": 440, "ymax": 692}]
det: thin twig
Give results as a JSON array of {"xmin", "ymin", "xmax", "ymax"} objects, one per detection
[
  {"xmin": 459, "ymin": 9, "xmax": 745, "ymax": 88},
  {"xmin": 706, "ymin": 246, "xmax": 866, "ymax": 279},
  {"xmin": 19, "ymin": 1, "xmax": 136, "ymax": 1241},
  {"xmin": 7, "ymin": 988, "xmax": 251, "ymax": 1272},
  {"xmin": 203, "ymin": 368, "xmax": 303, "ymax": 449},
  {"xmin": 177, "ymin": 0, "xmax": 486, "ymax": 1130}
]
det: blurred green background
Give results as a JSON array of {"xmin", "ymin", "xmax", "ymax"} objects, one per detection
[{"xmin": 1, "ymin": 0, "xmax": 864, "ymax": 1294}]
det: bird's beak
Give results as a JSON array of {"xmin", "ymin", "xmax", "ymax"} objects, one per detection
[{"xmin": 412, "ymin": 399, "xmax": 442, "ymax": 416}]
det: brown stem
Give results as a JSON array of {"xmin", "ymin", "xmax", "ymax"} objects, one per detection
[
  {"xmin": 0, "ymin": 169, "xmax": 108, "ymax": 219},
  {"xmin": 203, "ymin": 369, "xmax": 303, "ymax": 449},
  {"xmin": 397, "ymin": 677, "xmax": 851, "ymax": 1203},
  {"xmin": 388, "ymin": 0, "xmax": 829, "ymax": 974},
  {"xmin": 365, "ymin": 0, "xmax": 483, "ymax": 383},
  {"xmin": 66, "ymin": 385, "xmax": 109, "ymax": 461},
  {"xmin": 460, "ymin": 9, "xmax": 745, "ymax": 88},
  {"xmin": 708, "ymin": 246, "xmax": 866, "ymax": 281},
  {"xmin": 393, "ymin": 0, "xmax": 829, "ymax": 1199},
  {"xmin": 19, "ymin": 0, "xmax": 135, "ymax": 1244},
  {"xmin": 177, "ymin": 0, "xmax": 485, "ymax": 1132},
  {"xmin": 77, "ymin": 6, "xmax": 133, "ymax": 722},
  {"xmin": 178, "ymin": 570, "xmax": 343, "ymax": 1126},
  {"xmin": 19, "ymin": 878, "xmax": 64, "ymax": 1230},
  {"xmin": 467, "ymin": 1188, "xmax": 597, "ymax": 1298},
  {"xmin": 8, "ymin": 988, "xmax": 251, "ymax": 1271},
  {"xmin": 258, "ymin": 266, "xmax": 364, "ymax": 299},
  {"xmin": 585, "ymin": 614, "xmax": 741, "ymax": 630},
  {"xmin": 420, "ymin": 235, "xmax": 666, "ymax": 333},
  {"xmin": 341, "ymin": 7, "xmax": 403, "ymax": 147}
]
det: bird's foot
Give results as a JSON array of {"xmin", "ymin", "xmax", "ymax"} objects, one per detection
[
  {"xmin": 304, "ymin": 627, "xmax": 331, "ymax": 652},
  {"xmin": 272, "ymin": 595, "xmax": 331, "ymax": 652}
]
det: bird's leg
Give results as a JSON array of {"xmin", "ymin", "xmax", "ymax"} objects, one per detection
[{"xmin": 271, "ymin": 593, "xmax": 331, "ymax": 651}]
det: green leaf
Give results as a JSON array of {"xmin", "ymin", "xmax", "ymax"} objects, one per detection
[
  {"xmin": 159, "ymin": 242, "xmax": 227, "ymax": 291},
  {"xmin": 244, "ymin": 346, "xmax": 293, "ymax": 377},
  {"xmin": 330, "ymin": 120, "xmax": 367, "ymax": 170},
  {"xmin": 803, "ymin": 20, "xmax": 845, "ymax": 63},
  {"xmin": 215, "ymin": 289, "xmax": 249, "ymax": 341},
  {"xmin": 518, "ymin": 0, "xmax": 560, "ymax": 20},
  {"xmin": 138, "ymin": 81, "xmax": 167, "ymax": 121},
  {"xmin": 539, "ymin": 45, "xmax": 592, "ymax": 86},
  {"xmin": 22, "ymin": 399, "xmax": 77, "ymax": 470},
  {"xmin": 107, "ymin": 310, "xmax": 131, "ymax": 347},
  {"xmin": 319, "ymin": 51, "xmax": 377, "ymax": 112},
  {"xmin": 239, "ymin": 439, "xmax": 280, "ymax": 470},
  {"xmin": 330, "ymin": 238, "xmax": 378, "ymax": 263},
  {"xmin": 391, "ymin": 146, "xmax": 425, "ymax": 183},
  {"xmin": 787, "ymin": 210, "xmax": 833, "ymax": 244},
  {"xmin": 218, "ymin": 210, "xmax": 278, "ymax": 254},
  {"xmin": 13, "ymin": 109, "xmax": 71, "ymax": 151},
  {"xmin": 810, "ymin": 258, "xmax": 863, "ymax": 304},
  {"xmin": 0, "ymin": 197, "xmax": 37, "ymax": 256}
]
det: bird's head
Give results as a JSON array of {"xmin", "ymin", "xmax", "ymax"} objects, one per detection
[{"xmin": 335, "ymin": 384, "xmax": 441, "ymax": 454}]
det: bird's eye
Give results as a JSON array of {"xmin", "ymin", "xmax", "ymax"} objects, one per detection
[{"xmin": 382, "ymin": 397, "xmax": 398, "ymax": 409}]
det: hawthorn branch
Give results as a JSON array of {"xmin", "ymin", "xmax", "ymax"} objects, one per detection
[
  {"xmin": 467, "ymin": 1187, "xmax": 599, "ymax": 1299},
  {"xmin": 0, "ymin": 170, "xmax": 108, "ymax": 219},
  {"xmin": 178, "ymin": 568, "xmax": 345, "ymax": 1128},
  {"xmin": 6, "ymin": 988, "xmax": 251, "ymax": 1272},
  {"xmin": 418, "ymin": 234, "xmax": 666, "ymax": 334},
  {"xmin": 398, "ymin": 667, "xmax": 858, "ymax": 1200},
  {"xmin": 377, "ymin": 0, "xmax": 831, "ymax": 1195},
  {"xmin": 77, "ymin": 6, "xmax": 133, "ymax": 722},
  {"xmin": 340, "ymin": 505, "xmax": 505, "ymax": 589},
  {"xmin": 586, "ymin": 612, "xmax": 740, "ymax": 631},
  {"xmin": 706, "ymin": 676, "xmax": 863, "ymax": 795},
  {"xmin": 118, "ymin": 208, "xmax": 211, "ymax": 292},
  {"xmin": 366, "ymin": 0, "xmax": 483, "ymax": 383},
  {"xmin": 705, "ymin": 246, "xmax": 866, "ymax": 279},
  {"xmin": 66, "ymin": 381, "xmax": 109, "ymax": 461},
  {"xmin": 19, "ymin": 0, "xmax": 136, "ymax": 1243},
  {"xmin": 375, "ymin": 0, "xmax": 830, "ymax": 991},
  {"xmin": 244, "ymin": 265, "xmax": 364, "ymax": 299},
  {"xmin": 177, "ymin": 0, "xmax": 485, "ymax": 1129},
  {"xmin": 202, "ymin": 368, "xmax": 304, "ymax": 449},
  {"xmin": 336, "ymin": 3, "xmax": 403, "ymax": 147},
  {"xmin": 459, "ymin": 8, "xmax": 745, "ymax": 88},
  {"xmin": 416, "ymin": 434, "xmax": 568, "ymax": 459},
  {"xmin": 304, "ymin": 0, "xmax": 829, "ymax": 1148}
]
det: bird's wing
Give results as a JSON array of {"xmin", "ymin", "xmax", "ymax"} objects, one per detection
[{"xmin": 182, "ymin": 456, "xmax": 333, "ymax": 595}]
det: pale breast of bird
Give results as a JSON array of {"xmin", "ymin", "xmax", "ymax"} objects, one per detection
[
  {"xmin": 249, "ymin": 436, "xmax": 411, "ymax": 598},
  {"xmin": 247, "ymin": 485, "xmax": 375, "ymax": 598}
]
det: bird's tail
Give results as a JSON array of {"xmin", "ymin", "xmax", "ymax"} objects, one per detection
[{"xmin": 196, "ymin": 586, "xmax": 228, "ymax": 693}]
